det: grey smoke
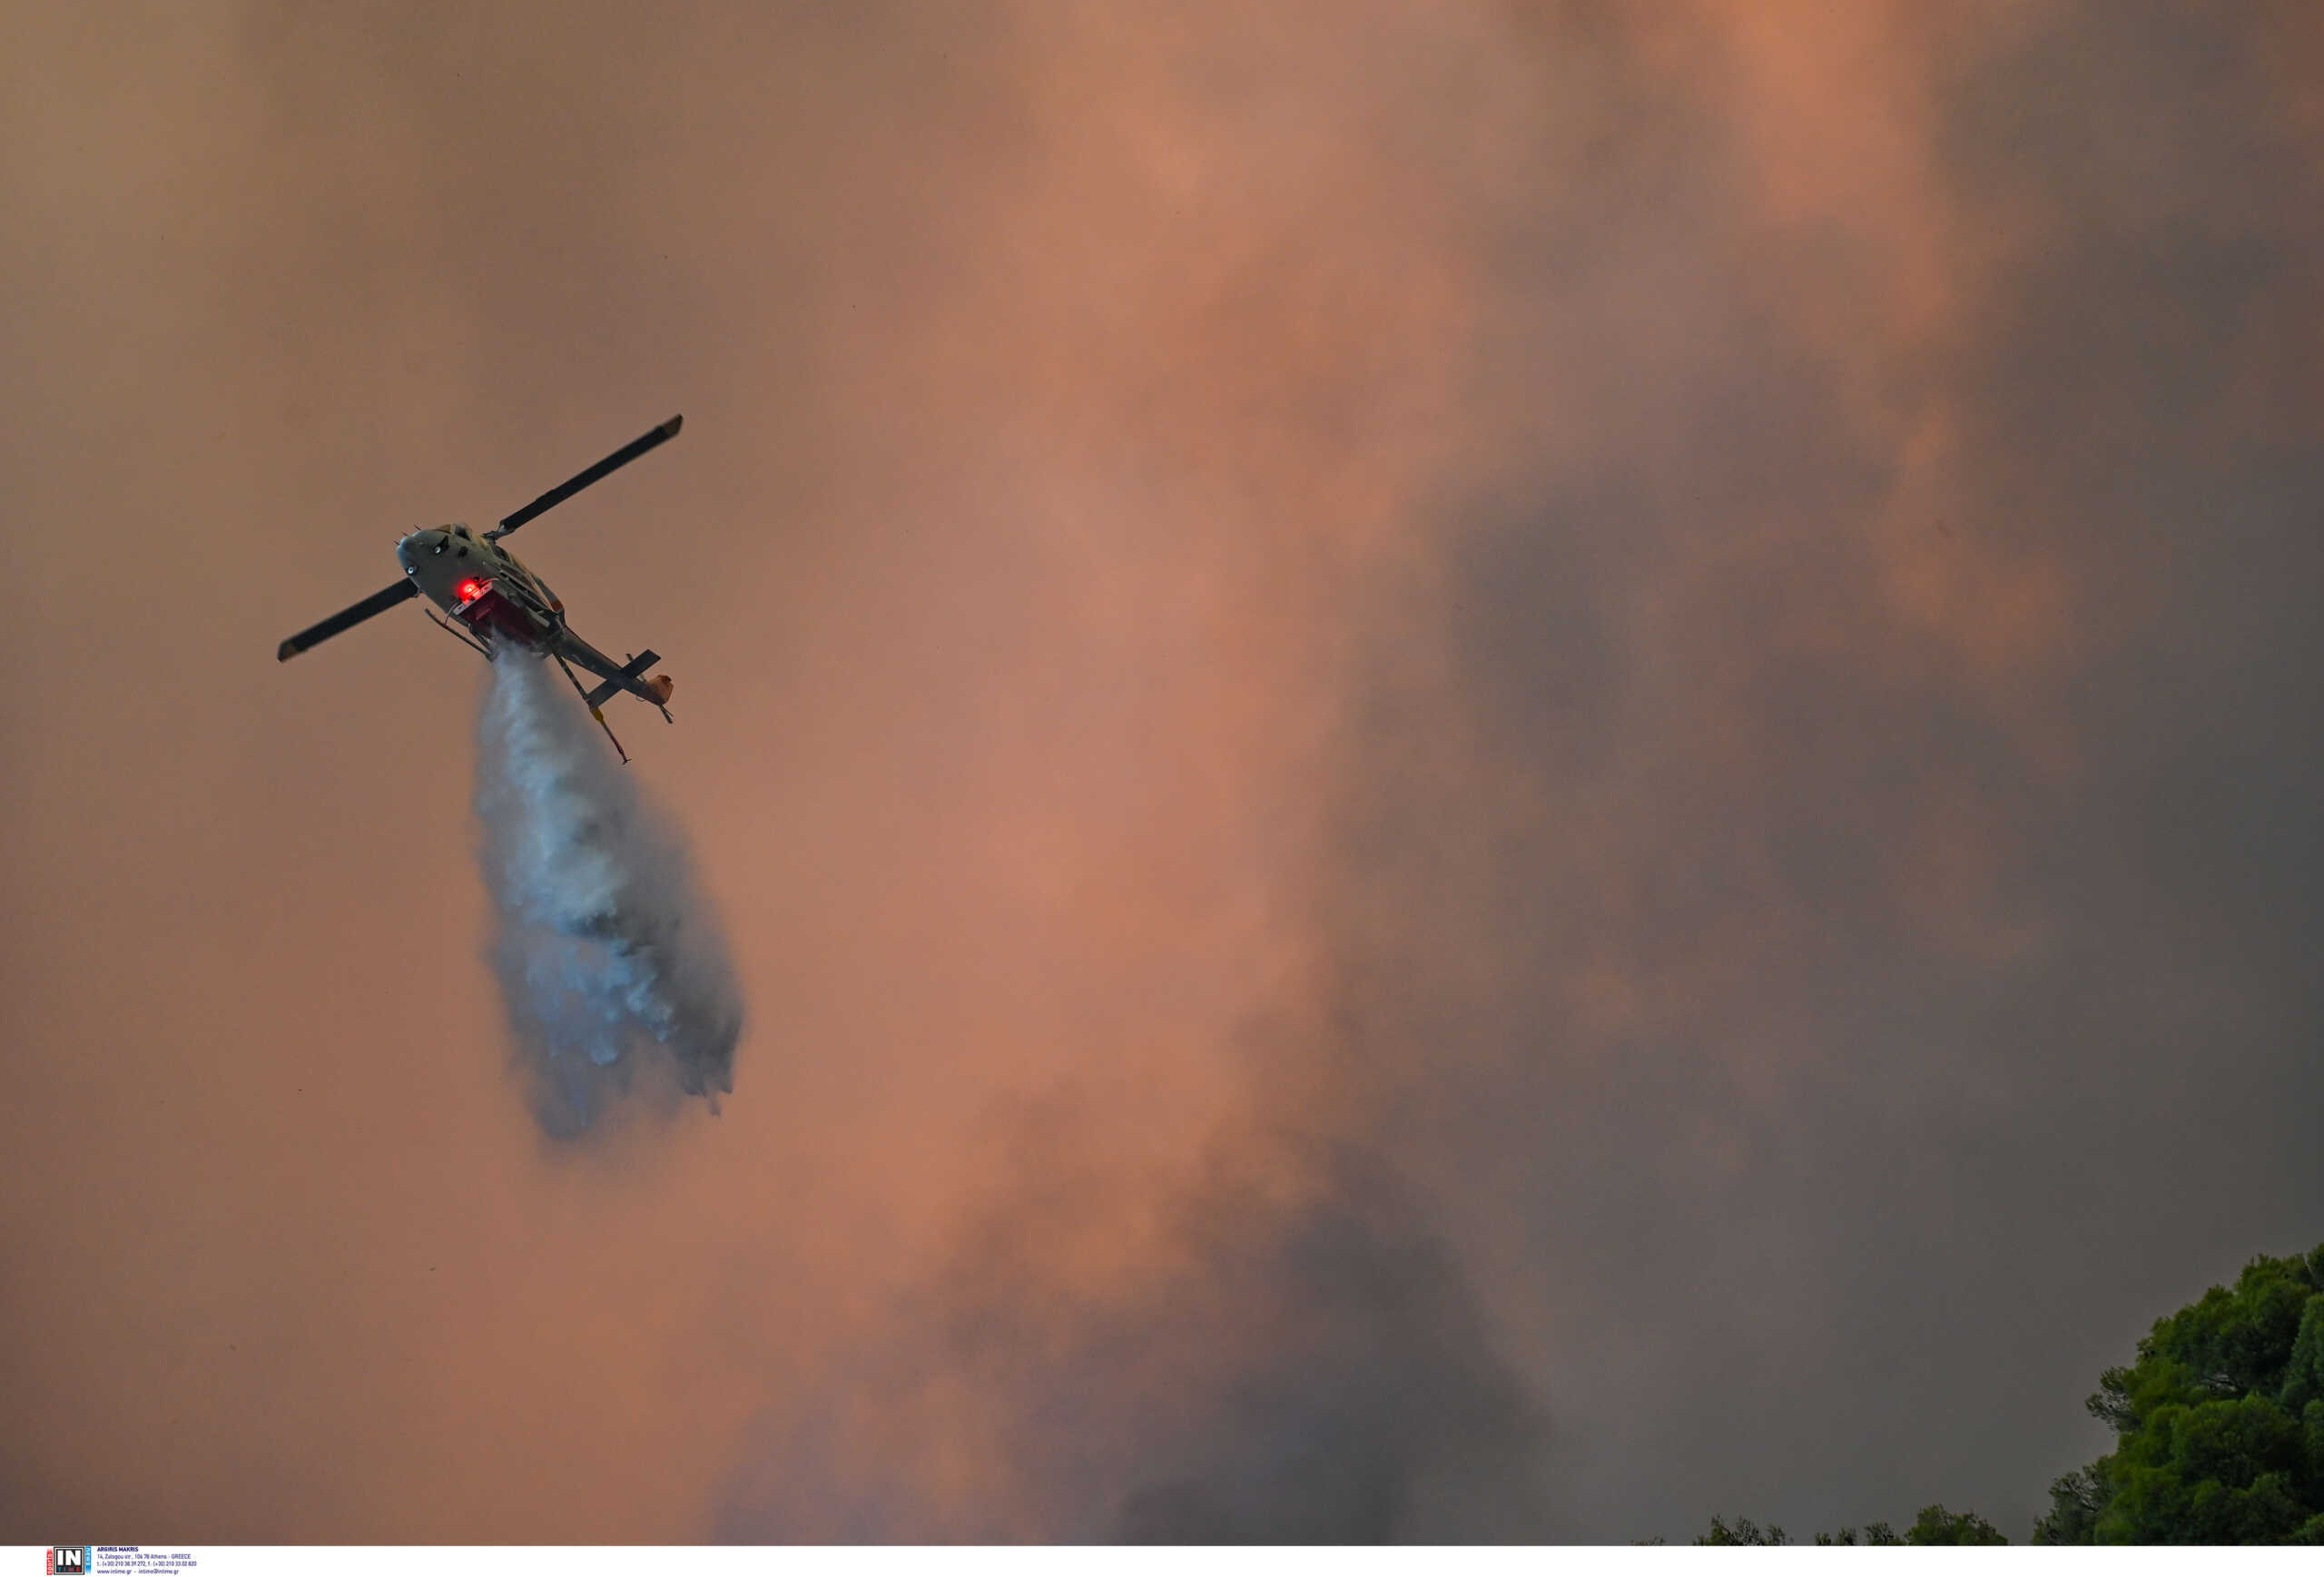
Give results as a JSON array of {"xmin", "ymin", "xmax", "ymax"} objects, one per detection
[
  {"xmin": 1101, "ymin": 1147, "xmax": 1558, "ymax": 1543},
  {"xmin": 719, "ymin": 1130, "xmax": 1557, "ymax": 1543},
  {"xmin": 473, "ymin": 649, "xmax": 743, "ymax": 1136}
]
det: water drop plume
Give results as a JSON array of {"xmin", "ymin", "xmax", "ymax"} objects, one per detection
[{"xmin": 472, "ymin": 649, "xmax": 743, "ymax": 1137}]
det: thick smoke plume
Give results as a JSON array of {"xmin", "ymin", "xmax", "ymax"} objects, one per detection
[
  {"xmin": 719, "ymin": 1122, "xmax": 1557, "ymax": 1542},
  {"xmin": 12, "ymin": 0, "xmax": 2324, "ymax": 1548},
  {"xmin": 473, "ymin": 650, "xmax": 743, "ymax": 1136}
]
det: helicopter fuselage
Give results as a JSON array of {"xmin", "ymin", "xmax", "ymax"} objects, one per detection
[{"xmin": 396, "ymin": 525, "xmax": 562, "ymax": 649}]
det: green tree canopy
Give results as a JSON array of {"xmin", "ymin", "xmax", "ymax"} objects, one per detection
[
  {"xmin": 2034, "ymin": 1244, "xmax": 2324, "ymax": 1544},
  {"xmin": 1903, "ymin": 1504, "xmax": 2007, "ymax": 1544},
  {"xmin": 1691, "ymin": 1507, "xmax": 1994, "ymax": 1545},
  {"xmin": 1693, "ymin": 1514, "xmax": 1794, "ymax": 1545}
]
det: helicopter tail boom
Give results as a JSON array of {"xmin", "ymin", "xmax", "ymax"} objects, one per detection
[
  {"xmin": 580, "ymin": 649, "xmax": 664, "ymax": 711},
  {"xmin": 560, "ymin": 632, "xmax": 675, "ymax": 719}
]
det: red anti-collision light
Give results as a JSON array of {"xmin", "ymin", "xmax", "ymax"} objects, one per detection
[{"xmin": 457, "ymin": 579, "xmax": 484, "ymax": 603}]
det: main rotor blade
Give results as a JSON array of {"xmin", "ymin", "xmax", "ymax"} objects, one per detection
[
  {"xmin": 494, "ymin": 414, "xmax": 683, "ymax": 537},
  {"xmin": 277, "ymin": 578, "xmax": 418, "ymax": 662}
]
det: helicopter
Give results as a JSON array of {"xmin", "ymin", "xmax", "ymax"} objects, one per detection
[{"xmin": 277, "ymin": 415, "xmax": 685, "ymax": 763}]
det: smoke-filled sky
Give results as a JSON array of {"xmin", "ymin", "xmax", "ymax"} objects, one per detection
[{"xmin": 5, "ymin": 0, "xmax": 2321, "ymax": 1543}]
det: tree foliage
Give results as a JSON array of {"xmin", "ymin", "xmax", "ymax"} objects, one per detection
[
  {"xmin": 1902, "ymin": 1504, "xmax": 2007, "ymax": 1544},
  {"xmin": 1694, "ymin": 1514, "xmax": 1793, "ymax": 1545},
  {"xmin": 1815, "ymin": 1523, "xmax": 1903, "ymax": 1546},
  {"xmin": 2034, "ymin": 1244, "xmax": 2324, "ymax": 1544},
  {"xmin": 1693, "ymin": 1507, "xmax": 1993, "ymax": 1545}
]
